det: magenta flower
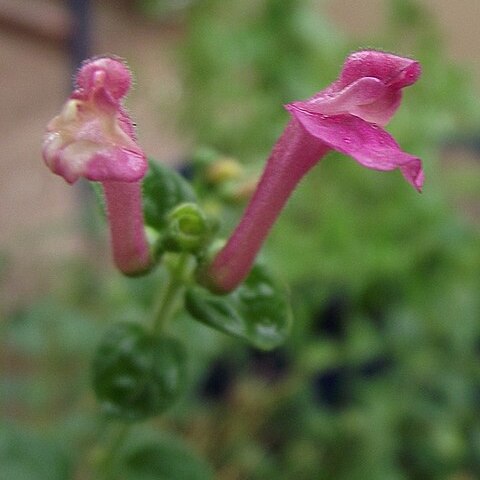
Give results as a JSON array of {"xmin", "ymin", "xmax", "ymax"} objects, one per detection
[
  {"xmin": 204, "ymin": 50, "xmax": 424, "ymax": 293},
  {"xmin": 43, "ymin": 57, "xmax": 151, "ymax": 275}
]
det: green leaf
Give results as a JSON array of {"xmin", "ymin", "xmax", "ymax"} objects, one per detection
[
  {"xmin": 121, "ymin": 435, "xmax": 214, "ymax": 480},
  {"xmin": 185, "ymin": 263, "xmax": 292, "ymax": 350},
  {"xmin": 143, "ymin": 159, "xmax": 196, "ymax": 232},
  {"xmin": 92, "ymin": 323, "xmax": 187, "ymax": 421}
]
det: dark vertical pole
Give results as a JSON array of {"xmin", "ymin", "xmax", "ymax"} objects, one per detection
[
  {"xmin": 67, "ymin": 0, "xmax": 98, "ymax": 239},
  {"xmin": 67, "ymin": 0, "xmax": 92, "ymax": 75}
]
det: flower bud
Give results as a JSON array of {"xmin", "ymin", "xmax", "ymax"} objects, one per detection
[
  {"xmin": 161, "ymin": 203, "xmax": 216, "ymax": 254},
  {"xmin": 205, "ymin": 157, "xmax": 243, "ymax": 184}
]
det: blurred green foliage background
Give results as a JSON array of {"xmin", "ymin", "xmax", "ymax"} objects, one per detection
[{"xmin": 2, "ymin": 0, "xmax": 480, "ymax": 478}]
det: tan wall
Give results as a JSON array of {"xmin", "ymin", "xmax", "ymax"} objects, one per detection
[{"xmin": 328, "ymin": 0, "xmax": 480, "ymax": 87}]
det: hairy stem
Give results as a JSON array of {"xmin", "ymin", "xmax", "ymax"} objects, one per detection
[
  {"xmin": 97, "ymin": 423, "xmax": 131, "ymax": 480},
  {"xmin": 102, "ymin": 180, "xmax": 151, "ymax": 275},
  {"xmin": 152, "ymin": 253, "xmax": 192, "ymax": 335}
]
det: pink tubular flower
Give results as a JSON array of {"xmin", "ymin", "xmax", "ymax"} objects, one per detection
[
  {"xmin": 204, "ymin": 50, "xmax": 424, "ymax": 293},
  {"xmin": 43, "ymin": 56, "xmax": 151, "ymax": 275}
]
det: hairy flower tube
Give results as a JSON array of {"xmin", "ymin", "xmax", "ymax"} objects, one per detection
[
  {"xmin": 204, "ymin": 50, "xmax": 424, "ymax": 293},
  {"xmin": 43, "ymin": 57, "xmax": 151, "ymax": 275}
]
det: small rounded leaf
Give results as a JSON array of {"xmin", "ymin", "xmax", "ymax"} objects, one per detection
[
  {"xmin": 92, "ymin": 322, "xmax": 187, "ymax": 421},
  {"xmin": 185, "ymin": 263, "xmax": 292, "ymax": 350}
]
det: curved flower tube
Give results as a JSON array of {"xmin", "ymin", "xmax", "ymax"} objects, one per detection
[
  {"xmin": 205, "ymin": 50, "xmax": 424, "ymax": 293},
  {"xmin": 43, "ymin": 57, "xmax": 151, "ymax": 275}
]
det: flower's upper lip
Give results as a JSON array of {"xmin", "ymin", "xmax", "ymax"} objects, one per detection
[
  {"xmin": 337, "ymin": 50, "xmax": 420, "ymax": 86},
  {"xmin": 385, "ymin": 61, "xmax": 421, "ymax": 88},
  {"xmin": 285, "ymin": 53, "xmax": 421, "ymax": 128}
]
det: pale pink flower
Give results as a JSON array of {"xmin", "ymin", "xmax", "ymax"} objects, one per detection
[{"xmin": 43, "ymin": 57, "xmax": 151, "ymax": 275}]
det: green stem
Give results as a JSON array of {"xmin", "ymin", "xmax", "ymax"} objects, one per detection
[
  {"xmin": 92, "ymin": 255, "xmax": 191, "ymax": 479},
  {"xmin": 152, "ymin": 253, "xmax": 191, "ymax": 335},
  {"xmin": 97, "ymin": 423, "xmax": 131, "ymax": 480}
]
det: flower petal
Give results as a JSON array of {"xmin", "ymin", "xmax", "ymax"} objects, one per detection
[
  {"xmin": 43, "ymin": 57, "xmax": 147, "ymax": 184},
  {"xmin": 301, "ymin": 51, "xmax": 421, "ymax": 126},
  {"xmin": 43, "ymin": 135, "xmax": 146, "ymax": 184},
  {"xmin": 293, "ymin": 77, "xmax": 386, "ymax": 115},
  {"xmin": 287, "ymin": 105, "xmax": 424, "ymax": 192},
  {"xmin": 75, "ymin": 56, "xmax": 132, "ymax": 102},
  {"xmin": 338, "ymin": 51, "xmax": 421, "ymax": 90}
]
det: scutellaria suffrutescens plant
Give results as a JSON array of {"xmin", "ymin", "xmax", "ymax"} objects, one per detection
[{"xmin": 42, "ymin": 51, "xmax": 423, "ymax": 476}]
